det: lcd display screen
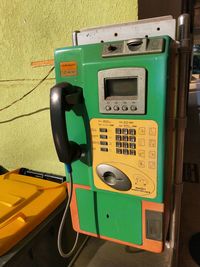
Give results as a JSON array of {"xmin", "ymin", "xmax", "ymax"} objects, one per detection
[{"xmin": 105, "ymin": 77, "xmax": 138, "ymax": 100}]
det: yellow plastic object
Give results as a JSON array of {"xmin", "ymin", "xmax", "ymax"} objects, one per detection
[{"xmin": 0, "ymin": 169, "xmax": 67, "ymax": 256}]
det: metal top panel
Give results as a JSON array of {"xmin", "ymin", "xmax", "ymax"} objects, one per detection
[{"xmin": 73, "ymin": 16, "xmax": 176, "ymax": 45}]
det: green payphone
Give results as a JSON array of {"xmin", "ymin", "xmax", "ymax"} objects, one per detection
[{"xmin": 50, "ymin": 36, "xmax": 177, "ymax": 253}]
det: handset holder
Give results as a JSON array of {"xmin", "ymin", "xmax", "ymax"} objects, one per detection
[{"xmin": 50, "ymin": 82, "xmax": 83, "ymax": 164}]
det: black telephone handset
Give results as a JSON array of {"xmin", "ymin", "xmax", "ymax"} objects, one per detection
[
  {"xmin": 50, "ymin": 82, "xmax": 83, "ymax": 165},
  {"xmin": 50, "ymin": 83, "xmax": 83, "ymax": 257}
]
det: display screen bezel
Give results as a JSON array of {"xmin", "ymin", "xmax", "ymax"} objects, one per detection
[{"xmin": 98, "ymin": 68, "xmax": 146, "ymax": 114}]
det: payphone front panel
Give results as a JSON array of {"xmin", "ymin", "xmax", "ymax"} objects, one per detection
[{"xmin": 52, "ymin": 36, "xmax": 176, "ymax": 252}]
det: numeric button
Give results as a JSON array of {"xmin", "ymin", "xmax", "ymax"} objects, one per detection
[
  {"xmin": 129, "ymin": 129, "xmax": 136, "ymax": 135},
  {"xmin": 123, "ymin": 149, "xmax": 129, "ymax": 155},
  {"xmin": 116, "ymin": 142, "xmax": 122, "ymax": 147},
  {"xmin": 122, "ymin": 136, "xmax": 128, "ymax": 141},
  {"xmin": 129, "ymin": 136, "xmax": 136, "ymax": 142},
  {"xmin": 123, "ymin": 142, "xmax": 129, "ymax": 148},
  {"xmin": 122, "ymin": 129, "xmax": 128, "ymax": 135},
  {"xmin": 115, "ymin": 128, "xmax": 121, "ymax": 134},
  {"xmin": 130, "ymin": 150, "xmax": 136, "ymax": 155},
  {"xmin": 116, "ymin": 135, "xmax": 121, "ymax": 141},
  {"xmin": 130, "ymin": 143, "xmax": 136, "ymax": 149},
  {"xmin": 116, "ymin": 148, "xmax": 122, "ymax": 154}
]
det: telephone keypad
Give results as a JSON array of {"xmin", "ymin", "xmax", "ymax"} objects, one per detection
[
  {"xmin": 114, "ymin": 127, "xmax": 137, "ymax": 156},
  {"xmin": 97, "ymin": 126, "xmax": 156, "ymax": 163}
]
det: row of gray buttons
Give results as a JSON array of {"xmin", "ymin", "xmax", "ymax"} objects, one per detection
[
  {"xmin": 105, "ymin": 105, "xmax": 137, "ymax": 112},
  {"xmin": 116, "ymin": 149, "xmax": 136, "ymax": 155},
  {"xmin": 115, "ymin": 128, "xmax": 136, "ymax": 135},
  {"xmin": 116, "ymin": 135, "xmax": 136, "ymax": 142},
  {"xmin": 116, "ymin": 142, "xmax": 136, "ymax": 149}
]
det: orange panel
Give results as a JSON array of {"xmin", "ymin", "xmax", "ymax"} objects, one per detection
[{"xmin": 67, "ymin": 183, "xmax": 165, "ymax": 253}]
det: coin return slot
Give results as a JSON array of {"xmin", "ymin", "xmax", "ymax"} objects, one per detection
[
  {"xmin": 97, "ymin": 164, "xmax": 132, "ymax": 191},
  {"xmin": 103, "ymin": 171, "xmax": 118, "ymax": 186}
]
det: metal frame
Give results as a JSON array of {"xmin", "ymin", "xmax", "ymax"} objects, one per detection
[
  {"xmin": 170, "ymin": 13, "xmax": 192, "ymax": 267},
  {"xmin": 72, "ymin": 16, "xmax": 176, "ymax": 46}
]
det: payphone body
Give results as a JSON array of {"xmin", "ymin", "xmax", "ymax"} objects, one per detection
[{"xmin": 52, "ymin": 36, "xmax": 177, "ymax": 253}]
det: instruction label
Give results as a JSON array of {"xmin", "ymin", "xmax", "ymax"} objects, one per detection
[{"xmin": 60, "ymin": 61, "xmax": 77, "ymax": 77}]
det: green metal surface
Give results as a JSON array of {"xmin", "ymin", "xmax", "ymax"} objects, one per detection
[
  {"xmin": 54, "ymin": 36, "xmax": 171, "ymax": 245},
  {"xmin": 76, "ymin": 188, "xmax": 142, "ymax": 245}
]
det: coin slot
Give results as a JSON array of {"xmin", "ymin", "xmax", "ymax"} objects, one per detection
[{"xmin": 127, "ymin": 38, "xmax": 143, "ymax": 51}]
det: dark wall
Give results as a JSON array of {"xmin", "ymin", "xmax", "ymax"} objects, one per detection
[
  {"xmin": 194, "ymin": 1, "xmax": 200, "ymax": 43},
  {"xmin": 138, "ymin": 0, "xmax": 194, "ymax": 19}
]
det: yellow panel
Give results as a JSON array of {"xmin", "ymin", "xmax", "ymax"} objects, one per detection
[
  {"xmin": 91, "ymin": 118, "xmax": 158, "ymax": 198},
  {"xmin": 0, "ymin": 171, "xmax": 66, "ymax": 256}
]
